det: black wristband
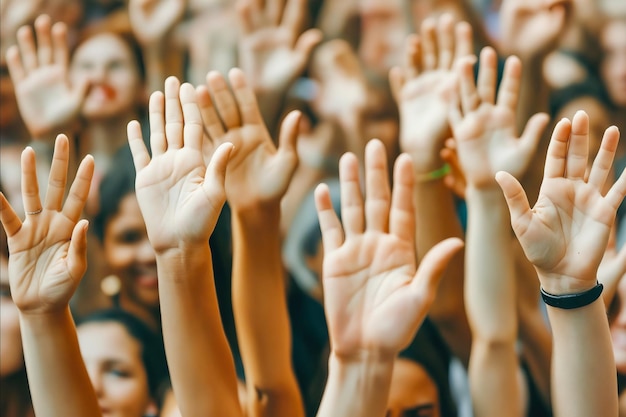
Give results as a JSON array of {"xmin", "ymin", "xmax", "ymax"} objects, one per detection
[{"xmin": 540, "ymin": 282, "xmax": 604, "ymax": 310}]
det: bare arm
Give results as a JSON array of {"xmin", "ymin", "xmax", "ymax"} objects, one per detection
[
  {"xmin": 0, "ymin": 135, "xmax": 99, "ymax": 417},
  {"xmin": 451, "ymin": 46, "xmax": 548, "ymax": 417},
  {"xmin": 497, "ymin": 111, "xmax": 624, "ymax": 417},
  {"xmin": 200, "ymin": 68, "xmax": 304, "ymax": 417},
  {"xmin": 315, "ymin": 140, "xmax": 464, "ymax": 416},
  {"xmin": 128, "ymin": 78, "xmax": 242, "ymax": 417},
  {"xmin": 390, "ymin": 15, "xmax": 474, "ymax": 364}
]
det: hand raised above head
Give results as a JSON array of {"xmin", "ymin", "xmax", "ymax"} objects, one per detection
[
  {"xmin": 316, "ymin": 139, "xmax": 464, "ymax": 359},
  {"xmin": 237, "ymin": 0, "xmax": 322, "ymax": 93},
  {"xmin": 128, "ymin": 76, "xmax": 233, "ymax": 254},
  {"xmin": 389, "ymin": 14, "xmax": 474, "ymax": 171},
  {"xmin": 6, "ymin": 15, "xmax": 88, "ymax": 139},
  {"xmin": 496, "ymin": 111, "xmax": 626, "ymax": 295},
  {"xmin": 128, "ymin": 0, "xmax": 187, "ymax": 45},
  {"xmin": 0, "ymin": 134, "xmax": 93, "ymax": 314},
  {"xmin": 449, "ymin": 46, "xmax": 549, "ymax": 190},
  {"xmin": 197, "ymin": 68, "xmax": 300, "ymax": 212}
]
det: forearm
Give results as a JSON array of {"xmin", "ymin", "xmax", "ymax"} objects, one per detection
[
  {"xmin": 546, "ymin": 293, "xmax": 618, "ymax": 417},
  {"xmin": 317, "ymin": 353, "xmax": 394, "ymax": 417},
  {"xmin": 465, "ymin": 188, "xmax": 518, "ymax": 341},
  {"xmin": 232, "ymin": 205, "xmax": 303, "ymax": 417},
  {"xmin": 20, "ymin": 308, "xmax": 101, "ymax": 417},
  {"xmin": 413, "ymin": 176, "xmax": 470, "ymax": 363},
  {"xmin": 156, "ymin": 248, "xmax": 242, "ymax": 417},
  {"xmin": 465, "ymin": 187, "xmax": 521, "ymax": 417}
]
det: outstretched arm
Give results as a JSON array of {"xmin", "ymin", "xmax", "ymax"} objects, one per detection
[
  {"xmin": 315, "ymin": 140, "xmax": 464, "ymax": 416},
  {"xmin": 497, "ymin": 110, "xmax": 625, "ymax": 417},
  {"xmin": 390, "ymin": 15, "xmax": 474, "ymax": 364},
  {"xmin": 128, "ymin": 77, "xmax": 242, "ymax": 417},
  {"xmin": 451, "ymin": 46, "xmax": 549, "ymax": 417},
  {"xmin": 198, "ymin": 68, "xmax": 303, "ymax": 417},
  {"xmin": 0, "ymin": 135, "xmax": 99, "ymax": 417}
]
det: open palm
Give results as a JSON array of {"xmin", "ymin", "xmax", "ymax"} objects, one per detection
[
  {"xmin": 317, "ymin": 140, "xmax": 463, "ymax": 358},
  {"xmin": 129, "ymin": 78, "xmax": 232, "ymax": 253},
  {"xmin": 7, "ymin": 16, "xmax": 87, "ymax": 138},
  {"xmin": 390, "ymin": 16, "xmax": 474, "ymax": 169},
  {"xmin": 197, "ymin": 68, "xmax": 299, "ymax": 209},
  {"xmin": 497, "ymin": 111, "xmax": 626, "ymax": 293},
  {"xmin": 0, "ymin": 135, "xmax": 93, "ymax": 313},
  {"xmin": 450, "ymin": 48, "xmax": 548, "ymax": 188}
]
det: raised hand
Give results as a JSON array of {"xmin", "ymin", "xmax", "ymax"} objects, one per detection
[
  {"xmin": 197, "ymin": 68, "xmax": 300, "ymax": 211},
  {"xmin": 128, "ymin": 0, "xmax": 187, "ymax": 45},
  {"xmin": 6, "ymin": 15, "xmax": 88, "ymax": 139},
  {"xmin": 499, "ymin": 0, "xmax": 572, "ymax": 59},
  {"xmin": 450, "ymin": 46, "xmax": 549, "ymax": 189},
  {"xmin": 496, "ymin": 111, "xmax": 626, "ymax": 294},
  {"xmin": 0, "ymin": 135, "xmax": 93, "ymax": 314},
  {"xmin": 128, "ymin": 77, "xmax": 233, "ymax": 253},
  {"xmin": 237, "ymin": 0, "xmax": 322, "ymax": 93},
  {"xmin": 389, "ymin": 15, "xmax": 474, "ymax": 172},
  {"xmin": 316, "ymin": 139, "xmax": 464, "ymax": 358}
]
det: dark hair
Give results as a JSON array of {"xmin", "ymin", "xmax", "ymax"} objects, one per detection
[
  {"xmin": 92, "ymin": 144, "xmax": 138, "ymax": 241},
  {"xmin": 76, "ymin": 308, "xmax": 168, "ymax": 398}
]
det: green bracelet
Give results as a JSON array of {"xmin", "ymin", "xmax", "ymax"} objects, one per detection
[{"xmin": 416, "ymin": 164, "xmax": 451, "ymax": 182}]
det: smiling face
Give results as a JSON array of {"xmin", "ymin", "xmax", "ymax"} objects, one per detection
[
  {"xmin": 78, "ymin": 321, "xmax": 154, "ymax": 417},
  {"xmin": 103, "ymin": 194, "xmax": 159, "ymax": 315},
  {"xmin": 70, "ymin": 32, "xmax": 143, "ymax": 121}
]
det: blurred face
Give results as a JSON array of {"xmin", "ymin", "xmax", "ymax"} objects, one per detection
[
  {"xmin": 78, "ymin": 322, "xmax": 154, "ymax": 417},
  {"xmin": 387, "ymin": 358, "xmax": 440, "ymax": 417},
  {"xmin": 0, "ymin": 255, "xmax": 23, "ymax": 377},
  {"xmin": 611, "ymin": 277, "xmax": 626, "ymax": 374},
  {"xmin": 359, "ymin": 0, "xmax": 408, "ymax": 76},
  {"xmin": 600, "ymin": 20, "xmax": 626, "ymax": 107},
  {"xmin": 70, "ymin": 33, "xmax": 142, "ymax": 120},
  {"xmin": 104, "ymin": 194, "xmax": 159, "ymax": 311}
]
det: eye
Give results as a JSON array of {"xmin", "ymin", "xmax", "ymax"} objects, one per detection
[
  {"xmin": 115, "ymin": 229, "xmax": 143, "ymax": 245},
  {"xmin": 107, "ymin": 367, "xmax": 131, "ymax": 378},
  {"xmin": 403, "ymin": 404, "xmax": 435, "ymax": 417},
  {"xmin": 108, "ymin": 59, "xmax": 130, "ymax": 72},
  {"xmin": 75, "ymin": 61, "xmax": 95, "ymax": 71}
]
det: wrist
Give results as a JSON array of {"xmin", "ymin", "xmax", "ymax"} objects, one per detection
[
  {"xmin": 19, "ymin": 307, "xmax": 72, "ymax": 327},
  {"xmin": 155, "ymin": 244, "xmax": 211, "ymax": 272},
  {"xmin": 536, "ymin": 272, "xmax": 599, "ymax": 296},
  {"xmin": 231, "ymin": 201, "xmax": 281, "ymax": 225}
]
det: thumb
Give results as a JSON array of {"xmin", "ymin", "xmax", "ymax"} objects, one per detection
[
  {"xmin": 411, "ymin": 237, "xmax": 464, "ymax": 301},
  {"xmin": 203, "ymin": 142, "xmax": 233, "ymax": 201},
  {"xmin": 495, "ymin": 171, "xmax": 532, "ymax": 234}
]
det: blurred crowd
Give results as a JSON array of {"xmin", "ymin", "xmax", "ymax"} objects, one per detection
[{"xmin": 0, "ymin": 0, "xmax": 625, "ymax": 416}]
